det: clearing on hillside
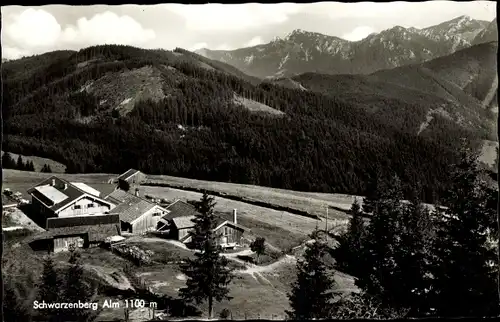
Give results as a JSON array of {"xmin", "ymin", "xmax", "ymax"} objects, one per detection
[
  {"xmin": 233, "ymin": 93, "xmax": 285, "ymax": 116},
  {"xmin": 82, "ymin": 65, "xmax": 166, "ymax": 116}
]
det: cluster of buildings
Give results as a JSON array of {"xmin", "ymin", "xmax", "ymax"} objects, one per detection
[{"xmin": 25, "ymin": 169, "xmax": 246, "ymax": 253}]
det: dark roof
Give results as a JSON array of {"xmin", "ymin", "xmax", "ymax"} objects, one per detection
[
  {"xmin": 213, "ymin": 218, "xmax": 246, "ymax": 232},
  {"xmin": 161, "ymin": 200, "xmax": 201, "ymax": 222},
  {"xmin": 171, "ymin": 215, "xmax": 196, "ymax": 229},
  {"xmin": 47, "ymin": 214, "xmax": 120, "ymax": 229},
  {"xmin": 106, "ymin": 189, "xmax": 159, "ymax": 223},
  {"xmin": 117, "ymin": 169, "xmax": 140, "ymax": 181},
  {"xmin": 27, "ymin": 176, "xmax": 112, "ymax": 213},
  {"xmin": 167, "ymin": 214, "xmax": 245, "ymax": 232},
  {"xmin": 30, "ymin": 223, "xmax": 120, "ymax": 243},
  {"xmin": 105, "ymin": 189, "xmax": 131, "ymax": 204}
]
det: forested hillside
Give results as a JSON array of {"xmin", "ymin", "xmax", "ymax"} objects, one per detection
[{"xmin": 1, "ymin": 44, "xmax": 483, "ymax": 203}]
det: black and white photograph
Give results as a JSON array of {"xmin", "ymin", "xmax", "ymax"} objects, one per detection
[{"xmin": 1, "ymin": 1, "xmax": 498, "ymax": 321}]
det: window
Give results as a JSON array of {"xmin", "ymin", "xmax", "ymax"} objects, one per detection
[
  {"xmin": 153, "ymin": 212, "xmax": 160, "ymax": 217},
  {"xmin": 224, "ymin": 227, "xmax": 228, "ymax": 235},
  {"xmin": 74, "ymin": 205, "xmax": 81, "ymax": 210},
  {"xmin": 87, "ymin": 204, "xmax": 94, "ymax": 208}
]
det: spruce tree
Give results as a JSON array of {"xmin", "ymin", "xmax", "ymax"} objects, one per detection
[
  {"xmin": 178, "ymin": 232, "xmax": 234, "ymax": 318},
  {"xmin": 393, "ymin": 191, "xmax": 434, "ymax": 316},
  {"xmin": 3, "ymin": 277, "xmax": 32, "ymax": 321},
  {"xmin": 430, "ymin": 150, "xmax": 499, "ymax": 317},
  {"xmin": 16, "ymin": 155, "xmax": 25, "ymax": 170},
  {"xmin": 62, "ymin": 245, "xmax": 94, "ymax": 321},
  {"xmin": 27, "ymin": 160, "xmax": 35, "ymax": 171},
  {"xmin": 2, "ymin": 152, "xmax": 15, "ymax": 169},
  {"xmin": 36, "ymin": 256, "xmax": 63, "ymax": 320},
  {"xmin": 286, "ymin": 230, "xmax": 336, "ymax": 320},
  {"xmin": 42, "ymin": 164, "xmax": 53, "ymax": 173},
  {"xmin": 356, "ymin": 174, "xmax": 405, "ymax": 307},
  {"xmin": 333, "ymin": 198, "xmax": 366, "ymax": 277},
  {"xmin": 190, "ymin": 192, "xmax": 218, "ymax": 250}
]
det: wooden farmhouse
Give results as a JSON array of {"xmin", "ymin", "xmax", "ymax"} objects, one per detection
[
  {"xmin": 157, "ymin": 201, "xmax": 246, "ymax": 249},
  {"xmin": 105, "ymin": 189, "xmax": 168, "ymax": 234},
  {"xmin": 157, "ymin": 200, "xmax": 201, "ymax": 242},
  {"xmin": 27, "ymin": 176, "xmax": 116, "ymax": 228},
  {"xmin": 28, "ymin": 214, "xmax": 121, "ymax": 253},
  {"xmin": 116, "ymin": 169, "xmax": 146, "ymax": 189}
]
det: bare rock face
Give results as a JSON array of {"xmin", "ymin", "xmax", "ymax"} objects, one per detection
[{"xmin": 196, "ymin": 16, "xmax": 496, "ymax": 79}]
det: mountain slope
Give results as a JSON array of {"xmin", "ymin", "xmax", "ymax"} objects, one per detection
[
  {"xmin": 197, "ymin": 16, "xmax": 496, "ymax": 78},
  {"xmin": 0, "ymin": 44, "xmax": 486, "ymax": 204},
  {"xmin": 473, "ymin": 18, "xmax": 498, "ymax": 45},
  {"xmin": 277, "ymin": 42, "xmax": 497, "ymax": 163}
]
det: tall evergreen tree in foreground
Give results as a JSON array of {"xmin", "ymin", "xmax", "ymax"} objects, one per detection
[
  {"xmin": 63, "ymin": 245, "xmax": 95, "ymax": 321},
  {"xmin": 333, "ymin": 198, "xmax": 366, "ymax": 277},
  {"xmin": 287, "ymin": 230, "xmax": 336, "ymax": 320},
  {"xmin": 393, "ymin": 187, "xmax": 434, "ymax": 316},
  {"xmin": 430, "ymin": 149, "xmax": 498, "ymax": 317},
  {"xmin": 3, "ymin": 276, "xmax": 32, "ymax": 321},
  {"xmin": 190, "ymin": 192, "xmax": 218, "ymax": 250},
  {"xmin": 179, "ymin": 193, "xmax": 234, "ymax": 319},
  {"xmin": 36, "ymin": 256, "xmax": 63, "ymax": 321},
  {"xmin": 353, "ymin": 176, "xmax": 435, "ymax": 315},
  {"xmin": 356, "ymin": 175, "xmax": 405, "ymax": 307}
]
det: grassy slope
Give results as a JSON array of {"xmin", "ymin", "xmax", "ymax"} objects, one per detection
[
  {"xmin": 2, "ymin": 150, "xmax": 67, "ymax": 173},
  {"xmin": 2, "ymin": 169, "xmax": 359, "ymax": 319}
]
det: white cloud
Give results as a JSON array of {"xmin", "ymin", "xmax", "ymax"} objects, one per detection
[
  {"xmin": 190, "ymin": 42, "xmax": 208, "ymax": 51},
  {"xmin": 2, "ymin": 9, "xmax": 156, "ymax": 60},
  {"xmin": 61, "ymin": 11, "xmax": 156, "ymax": 46},
  {"xmin": 215, "ymin": 44, "xmax": 232, "ymax": 50},
  {"xmin": 326, "ymin": 1, "xmax": 496, "ymax": 28},
  {"xmin": 244, "ymin": 36, "xmax": 265, "ymax": 47},
  {"xmin": 4, "ymin": 8, "xmax": 62, "ymax": 49},
  {"xmin": 164, "ymin": 3, "xmax": 301, "ymax": 31},
  {"xmin": 342, "ymin": 26, "xmax": 376, "ymax": 41},
  {"xmin": 1, "ymin": 46, "xmax": 32, "ymax": 60}
]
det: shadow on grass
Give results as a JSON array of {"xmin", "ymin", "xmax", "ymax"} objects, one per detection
[
  {"xmin": 236, "ymin": 255, "xmax": 255, "ymax": 264},
  {"xmin": 122, "ymin": 265, "xmax": 202, "ymax": 318}
]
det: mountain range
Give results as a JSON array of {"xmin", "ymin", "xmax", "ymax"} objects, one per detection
[
  {"xmin": 196, "ymin": 15, "xmax": 498, "ymax": 79},
  {"xmin": 1, "ymin": 15, "xmax": 498, "ymax": 204}
]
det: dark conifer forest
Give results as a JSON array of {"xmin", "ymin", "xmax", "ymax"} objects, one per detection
[{"xmin": 1, "ymin": 45, "xmax": 491, "ymax": 203}]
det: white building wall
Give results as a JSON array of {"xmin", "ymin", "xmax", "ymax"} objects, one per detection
[
  {"xmin": 131, "ymin": 206, "xmax": 167, "ymax": 235},
  {"xmin": 57, "ymin": 196, "xmax": 112, "ymax": 217}
]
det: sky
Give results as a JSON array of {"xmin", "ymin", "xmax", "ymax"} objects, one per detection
[{"xmin": 1, "ymin": 1, "xmax": 497, "ymax": 60}]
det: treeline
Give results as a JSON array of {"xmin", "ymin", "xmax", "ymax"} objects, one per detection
[
  {"xmin": 1, "ymin": 152, "xmax": 52, "ymax": 172},
  {"xmin": 2, "ymin": 152, "xmax": 35, "ymax": 171},
  {"xmin": 2, "ymin": 44, "xmax": 479, "ymax": 203},
  {"xmin": 5, "ymin": 152, "xmax": 498, "ymax": 320}
]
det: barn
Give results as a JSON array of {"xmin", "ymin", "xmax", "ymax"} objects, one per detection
[
  {"xmin": 116, "ymin": 169, "xmax": 146, "ymax": 189},
  {"xmin": 212, "ymin": 216, "xmax": 246, "ymax": 249},
  {"xmin": 156, "ymin": 200, "xmax": 200, "ymax": 241},
  {"xmin": 105, "ymin": 189, "xmax": 168, "ymax": 234},
  {"xmin": 158, "ymin": 203, "xmax": 246, "ymax": 249},
  {"xmin": 28, "ymin": 214, "xmax": 121, "ymax": 253}
]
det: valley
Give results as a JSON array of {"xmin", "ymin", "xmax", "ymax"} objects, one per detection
[{"xmin": 1, "ymin": 7, "xmax": 498, "ymax": 321}]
